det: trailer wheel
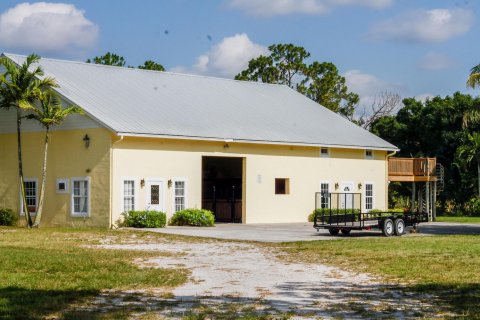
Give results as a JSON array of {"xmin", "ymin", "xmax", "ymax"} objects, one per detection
[
  {"xmin": 341, "ymin": 229, "xmax": 351, "ymax": 236},
  {"xmin": 382, "ymin": 218, "xmax": 394, "ymax": 237},
  {"xmin": 394, "ymin": 218, "xmax": 405, "ymax": 236},
  {"xmin": 328, "ymin": 228, "xmax": 340, "ymax": 236}
]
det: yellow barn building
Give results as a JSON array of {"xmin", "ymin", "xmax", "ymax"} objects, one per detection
[{"xmin": 0, "ymin": 54, "xmax": 398, "ymax": 227}]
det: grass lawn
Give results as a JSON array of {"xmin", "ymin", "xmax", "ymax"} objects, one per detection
[
  {"xmin": 0, "ymin": 227, "xmax": 188, "ymax": 320},
  {"xmin": 436, "ymin": 216, "xmax": 480, "ymax": 223},
  {"xmin": 280, "ymin": 235, "xmax": 480, "ymax": 319}
]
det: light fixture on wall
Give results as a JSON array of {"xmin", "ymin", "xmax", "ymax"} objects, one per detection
[
  {"xmin": 168, "ymin": 179, "xmax": 172, "ymax": 188},
  {"xmin": 334, "ymin": 182, "xmax": 339, "ymax": 190},
  {"xmin": 358, "ymin": 183, "xmax": 362, "ymax": 190},
  {"xmin": 140, "ymin": 179, "xmax": 145, "ymax": 188},
  {"xmin": 83, "ymin": 134, "xmax": 90, "ymax": 148}
]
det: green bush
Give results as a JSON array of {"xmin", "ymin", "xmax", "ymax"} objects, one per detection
[
  {"xmin": 169, "ymin": 209, "xmax": 215, "ymax": 227},
  {"xmin": 0, "ymin": 208, "xmax": 17, "ymax": 226},
  {"xmin": 122, "ymin": 210, "xmax": 166, "ymax": 228},
  {"xmin": 462, "ymin": 197, "xmax": 480, "ymax": 217}
]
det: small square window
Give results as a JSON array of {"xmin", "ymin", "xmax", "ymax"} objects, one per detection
[
  {"xmin": 56, "ymin": 179, "xmax": 69, "ymax": 193},
  {"xmin": 320, "ymin": 148, "xmax": 329, "ymax": 157},
  {"xmin": 365, "ymin": 150, "xmax": 373, "ymax": 159},
  {"xmin": 275, "ymin": 178, "xmax": 290, "ymax": 195}
]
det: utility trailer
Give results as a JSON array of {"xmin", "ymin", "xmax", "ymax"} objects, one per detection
[{"xmin": 313, "ymin": 192, "xmax": 428, "ymax": 237}]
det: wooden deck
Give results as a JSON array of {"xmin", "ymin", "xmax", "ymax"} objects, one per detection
[{"xmin": 388, "ymin": 158, "xmax": 437, "ymax": 182}]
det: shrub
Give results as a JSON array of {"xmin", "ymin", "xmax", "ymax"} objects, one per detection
[
  {"xmin": 463, "ymin": 197, "xmax": 480, "ymax": 217},
  {"xmin": 0, "ymin": 208, "xmax": 17, "ymax": 226},
  {"xmin": 169, "ymin": 209, "xmax": 215, "ymax": 227},
  {"xmin": 122, "ymin": 210, "xmax": 166, "ymax": 228}
]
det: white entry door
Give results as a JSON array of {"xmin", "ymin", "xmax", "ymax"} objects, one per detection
[
  {"xmin": 340, "ymin": 182, "xmax": 354, "ymax": 209},
  {"xmin": 146, "ymin": 179, "xmax": 164, "ymax": 211}
]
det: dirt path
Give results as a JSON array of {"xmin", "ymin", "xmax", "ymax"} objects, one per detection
[{"xmin": 102, "ymin": 240, "xmax": 437, "ymax": 319}]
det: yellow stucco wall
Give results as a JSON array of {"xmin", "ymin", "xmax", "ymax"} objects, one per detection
[
  {"xmin": 0, "ymin": 128, "xmax": 111, "ymax": 227},
  {"xmin": 112, "ymin": 137, "xmax": 388, "ymax": 224}
]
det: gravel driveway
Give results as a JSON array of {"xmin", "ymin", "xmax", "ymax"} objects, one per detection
[{"xmin": 102, "ymin": 239, "xmax": 438, "ymax": 318}]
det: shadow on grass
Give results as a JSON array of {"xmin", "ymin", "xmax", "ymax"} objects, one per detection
[
  {"xmin": 411, "ymin": 283, "xmax": 480, "ymax": 319},
  {"xmin": 0, "ymin": 287, "xmax": 98, "ymax": 320}
]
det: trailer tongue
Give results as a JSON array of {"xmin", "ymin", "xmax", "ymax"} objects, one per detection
[{"xmin": 313, "ymin": 192, "xmax": 429, "ymax": 236}]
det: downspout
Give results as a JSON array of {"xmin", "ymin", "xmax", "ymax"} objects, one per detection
[
  {"xmin": 385, "ymin": 150, "xmax": 397, "ymax": 210},
  {"xmin": 110, "ymin": 134, "xmax": 124, "ymax": 228}
]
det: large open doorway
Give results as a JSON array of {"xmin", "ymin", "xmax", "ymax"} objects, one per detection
[{"xmin": 202, "ymin": 156, "xmax": 243, "ymax": 223}]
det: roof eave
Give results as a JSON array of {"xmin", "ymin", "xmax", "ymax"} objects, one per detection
[{"xmin": 115, "ymin": 131, "xmax": 399, "ymax": 152}]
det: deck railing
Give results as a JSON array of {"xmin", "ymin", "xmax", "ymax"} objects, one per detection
[{"xmin": 388, "ymin": 158, "xmax": 436, "ymax": 177}]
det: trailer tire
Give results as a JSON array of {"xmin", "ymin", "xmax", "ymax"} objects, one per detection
[
  {"xmin": 328, "ymin": 228, "xmax": 340, "ymax": 236},
  {"xmin": 394, "ymin": 218, "xmax": 405, "ymax": 236},
  {"xmin": 382, "ymin": 218, "xmax": 394, "ymax": 237},
  {"xmin": 341, "ymin": 229, "xmax": 351, "ymax": 236}
]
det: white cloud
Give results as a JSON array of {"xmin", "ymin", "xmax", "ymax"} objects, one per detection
[
  {"xmin": 369, "ymin": 8, "xmax": 474, "ymax": 43},
  {"xmin": 227, "ymin": 0, "xmax": 392, "ymax": 16},
  {"xmin": 418, "ymin": 53, "xmax": 456, "ymax": 71},
  {"xmin": 344, "ymin": 70, "xmax": 404, "ymax": 108},
  {"xmin": 0, "ymin": 2, "xmax": 98, "ymax": 53},
  {"xmin": 172, "ymin": 33, "xmax": 268, "ymax": 78}
]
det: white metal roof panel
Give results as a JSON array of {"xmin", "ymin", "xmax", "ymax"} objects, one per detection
[{"xmin": 3, "ymin": 53, "xmax": 398, "ymax": 151}]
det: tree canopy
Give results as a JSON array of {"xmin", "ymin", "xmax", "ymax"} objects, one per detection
[
  {"xmin": 235, "ymin": 44, "xmax": 359, "ymax": 118},
  {"xmin": 138, "ymin": 60, "xmax": 165, "ymax": 71},
  {"xmin": 86, "ymin": 52, "xmax": 126, "ymax": 67},
  {"xmin": 370, "ymin": 92, "xmax": 480, "ymax": 212},
  {"xmin": 86, "ymin": 52, "xmax": 165, "ymax": 71}
]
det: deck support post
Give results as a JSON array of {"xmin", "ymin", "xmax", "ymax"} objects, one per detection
[
  {"xmin": 411, "ymin": 182, "xmax": 416, "ymax": 212},
  {"xmin": 434, "ymin": 182, "xmax": 436, "ymax": 218},
  {"xmin": 426, "ymin": 181, "xmax": 430, "ymax": 221}
]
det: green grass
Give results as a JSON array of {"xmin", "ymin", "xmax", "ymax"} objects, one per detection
[
  {"xmin": 436, "ymin": 216, "xmax": 480, "ymax": 223},
  {"xmin": 0, "ymin": 228, "xmax": 189, "ymax": 320},
  {"xmin": 280, "ymin": 235, "xmax": 480, "ymax": 319}
]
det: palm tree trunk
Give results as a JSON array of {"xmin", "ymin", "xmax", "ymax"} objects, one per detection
[
  {"xmin": 33, "ymin": 128, "xmax": 49, "ymax": 227},
  {"xmin": 17, "ymin": 109, "xmax": 32, "ymax": 227}
]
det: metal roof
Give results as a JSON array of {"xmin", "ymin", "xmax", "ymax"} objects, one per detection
[{"xmin": 4, "ymin": 53, "xmax": 398, "ymax": 151}]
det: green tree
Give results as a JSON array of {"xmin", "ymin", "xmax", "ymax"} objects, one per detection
[
  {"xmin": 456, "ymin": 133, "xmax": 480, "ymax": 197},
  {"xmin": 371, "ymin": 92, "xmax": 480, "ymax": 212},
  {"xmin": 0, "ymin": 54, "xmax": 57, "ymax": 227},
  {"xmin": 26, "ymin": 91, "xmax": 83, "ymax": 227},
  {"xmin": 467, "ymin": 63, "xmax": 480, "ymax": 89},
  {"xmin": 235, "ymin": 43, "xmax": 358, "ymax": 118},
  {"xmin": 138, "ymin": 60, "xmax": 165, "ymax": 71},
  {"xmin": 86, "ymin": 52, "xmax": 126, "ymax": 67}
]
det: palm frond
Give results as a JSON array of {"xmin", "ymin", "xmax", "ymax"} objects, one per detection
[{"xmin": 467, "ymin": 64, "xmax": 480, "ymax": 89}]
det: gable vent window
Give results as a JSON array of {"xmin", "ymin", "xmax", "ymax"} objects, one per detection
[
  {"xmin": 320, "ymin": 148, "xmax": 329, "ymax": 157},
  {"xmin": 275, "ymin": 178, "xmax": 290, "ymax": 195},
  {"xmin": 365, "ymin": 150, "xmax": 374, "ymax": 159}
]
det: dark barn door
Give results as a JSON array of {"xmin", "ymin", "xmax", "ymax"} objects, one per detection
[{"xmin": 202, "ymin": 157, "xmax": 243, "ymax": 223}]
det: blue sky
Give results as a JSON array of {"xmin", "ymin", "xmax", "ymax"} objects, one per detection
[{"xmin": 0, "ymin": 0, "xmax": 478, "ymax": 107}]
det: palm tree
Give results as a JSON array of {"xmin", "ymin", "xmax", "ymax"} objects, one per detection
[
  {"xmin": 457, "ymin": 132, "xmax": 480, "ymax": 197},
  {"xmin": 467, "ymin": 64, "xmax": 480, "ymax": 89},
  {"xmin": 0, "ymin": 54, "xmax": 57, "ymax": 227},
  {"xmin": 26, "ymin": 91, "xmax": 82, "ymax": 227}
]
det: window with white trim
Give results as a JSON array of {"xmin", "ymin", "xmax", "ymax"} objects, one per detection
[
  {"xmin": 72, "ymin": 177, "xmax": 89, "ymax": 216},
  {"xmin": 174, "ymin": 180, "xmax": 186, "ymax": 212},
  {"xmin": 365, "ymin": 183, "xmax": 374, "ymax": 211},
  {"xmin": 20, "ymin": 179, "xmax": 37, "ymax": 215},
  {"xmin": 320, "ymin": 147, "xmax": 329, "ymax": 157},
  {"xmin": 122, "ymin": 180, "xmax": 135, "ymax": 213},
  {"xmin": 320, "ymin": 182, "xmax": 330, "ymax": 209},
  {"xmin": 365, "ymin": 149, "xmax": 374, "ymax": 159}
]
